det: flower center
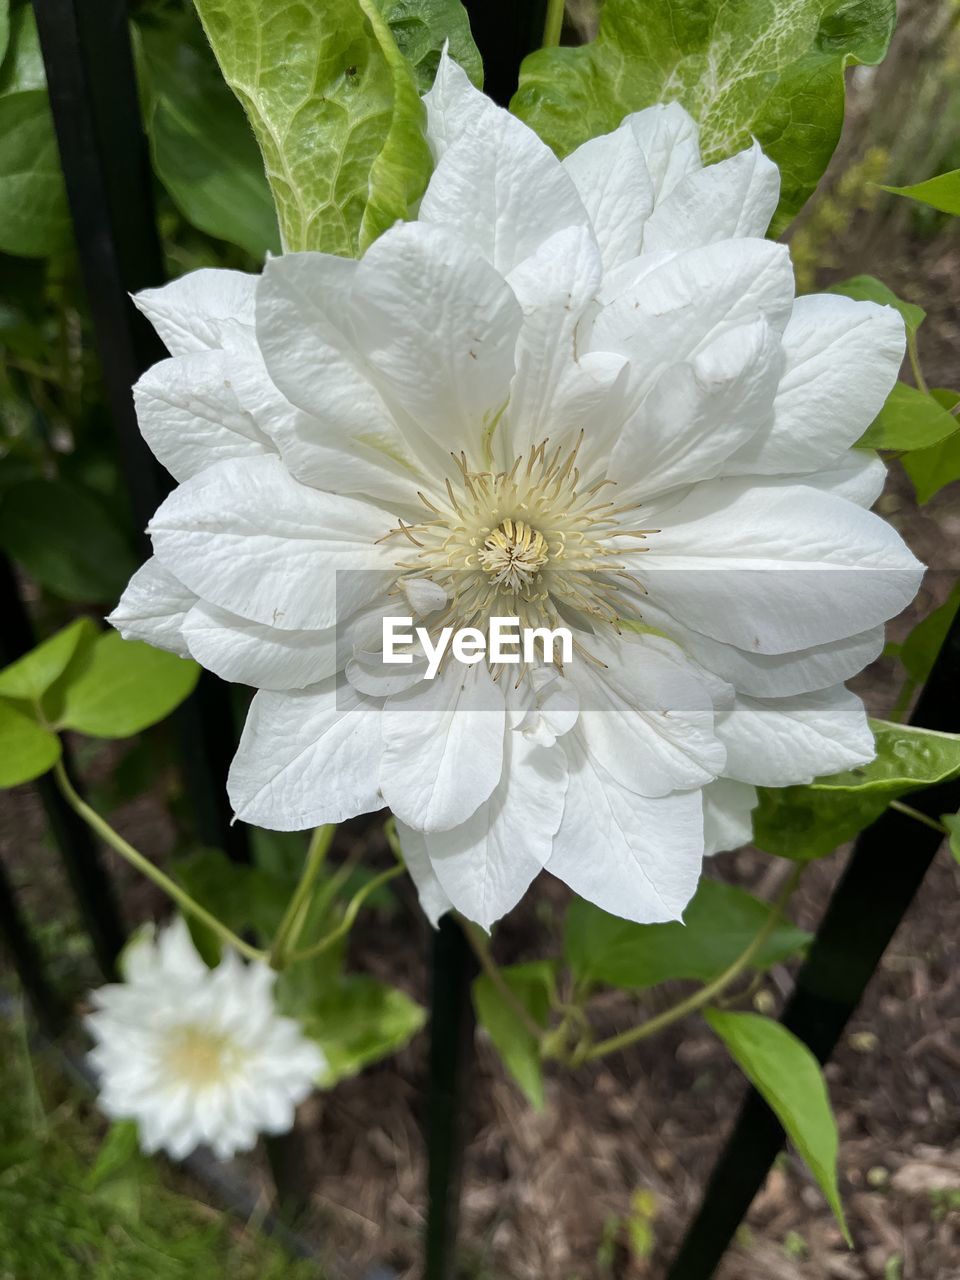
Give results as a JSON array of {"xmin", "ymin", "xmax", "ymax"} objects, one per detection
[
  {"xmin": 163, "ymin": 1024, "xmax": 245, "ymax": 1088},
  {"xmin": 478, "ymin": 518, "xmax": 549, "ymax": 591}
]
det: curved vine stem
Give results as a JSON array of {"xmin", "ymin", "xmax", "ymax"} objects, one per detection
[
  {"xmin": 889, "ymin": 799, "xmax": 949, "ymax": 836},
  {"xmin": 269, "ymin": 824, "xmax": 335, "ymax": 967},
  {"xmin": 458, "ymin": 915, "xmax": 544, "ymax": 1041},
  {"xmin": 542, "ymin": 0, "xmax": 565, "ymax": 48},
  {"xmin": 52, "ymin": 758, "xmax": 265, "ymax": 962},
  {"xmin": 286, "ymin": 864, "xmax": 404, "ymax": 965},
  {"xmin": 581, "ymin": 866, "xmax": 804, "ymax": 1063}
]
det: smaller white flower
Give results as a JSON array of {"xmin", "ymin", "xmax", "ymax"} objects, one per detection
[{"xmin": 85, "ymin": 918, "xmax": 325, "ymax": 1160}]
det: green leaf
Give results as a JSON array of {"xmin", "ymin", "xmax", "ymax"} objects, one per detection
[
  {"xmin": 52, "ymin": 631, "xmax": 199, "ymax": 738},
  {"xmin": 0, "ymin": 618, "xmax": 97, "ymax": 702},
  {"xmin": 192, "ymin": 0, "xmax": 432, "ymax": 256},
  {"xmin": 0, "ymin": 699, "xmax": 60, "ymax": 787},
  {"xmin": 473, "ymin": 961, "xmax": 554, "ymax": 1108},
  {"xmin": 88, "ymin": 1120, "xmax": 142, "ymax": 1191},
  {"xmin": 0, "ymin": 2, "xmax": 9, "ymax": 65},
  {"xmin": 942, "ymin": 814, "xmax": 960, "ymax": 865},
  {"xmin": 0, "ymin": 480, "xmax": 137, "ymax": 602},
  {"xmin": 0, "ymin": 6, "xmax": 45, "ymax": 95},
  {"xmin": 0, "ymin": 90, "xmax": 70, "ymax": 257},
  {"xmin": 899, "ymin": 582, "xmax": 960, "ymax": 683},
  {"xmin": 705, "ymin": 1010, "xmax": 848, "ymax": 1240},
  {"xmin": 565, "ymin": 880, "xmax": 810, "ymax": 991},
  {"xmin": 374, "ymin": 0, "xmax": 482, "ymax": 92},
  {"xmin": 857, "ymin": 382, "xmax": 960, "ymax": 451},
  {"xmin": 882, "ymin": 169, "xmax": 960, "ymax": 216},
  {"xmin": 754, "ymin": 720, "xmax": 960, "ymax": 860},
  {"xmin": 138, "ymin": 14, "xmax": 281, "ymax": 259},
  {"xmin": 292, "ymin": 973, "xmax": 426, "ymax": 1086},
  {"xmin": 511, "ymin": 0, "xmax": 896, "ymax": 234},
  {"xmin": 827, "ymin": 274, "xmax": 925, "ymax": 336},
  {"xmin": 902, "ymin": 390, "xmax": 960, "ymax": 503}
]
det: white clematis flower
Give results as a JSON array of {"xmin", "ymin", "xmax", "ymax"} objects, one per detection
[
  {"xmin": 85, "ymin": 918, "xmax": 325, "ymax": 1160},
  {"xmin": 110, "ymin": 53, "xmax": 922, "ymax": 930}
]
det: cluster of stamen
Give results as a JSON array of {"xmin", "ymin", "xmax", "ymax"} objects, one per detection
[{"xmin": 381, "ymin": 433, "xmax": 655, "ymax": 663}]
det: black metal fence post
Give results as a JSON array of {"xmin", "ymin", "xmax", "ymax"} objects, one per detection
[
  {"xmin": 666, "ymin": 607, "xmax": 960, "ymax": 1279},
  {"xmin": 32, "ymin": 0, "xmax": 249, "ymax": 863}
]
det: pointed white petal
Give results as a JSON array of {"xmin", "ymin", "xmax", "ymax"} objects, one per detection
[
  {"xmin": 394, "ymin": 820, "xmax": 453, "ymax": 927},
  {"xmin": 380, "ymin": 660, "xmax": 505, "ymax": 832},
  {"xmin": 726, "ymin": 294, "xmax": 905, "ymax": 475},
  {"xmin": 642, "ymin": 142, "xmax": 780, "ymax": 253},
  {"xmin": 550, "ymin": 731, "xmax": 704, "ymax": 923},
  {"xmin": 134, "ymin": 269, "xmax": 256, "ymax": 355},
  {"xmin": 795, "ymin": 449, "xmax": 888, "ymax": 508},
  {"xmin": 108, "ymin": 557, "xmax": 196, "ymax": 658},
  {"xmin": 148, "ymin": 455, "xmax": 396, "ymax": 631},
  {"xmin": 626, "ymin": 102, "xmax": 702, "ymax": 201},
  {"xmin": 561, "ymin": 122, "xmax": 654, "ymax": 270},
  {"xmin": 181, "ymin": 601, "xmax": 338, "ymax": 690},
  {"xmin": 228, "ymin": 679, "xmax": 383, "ymax": 829},
  {"xmin": 422, "ymin": 48, "xmax": 494, "ymax": 162},
  {"xmin": 702, "ymin": 778, "xmax": 758, "ymax": 856},
  {"xmin": 717, "ymin": 685, "xmax": 875, "ymax": 787}
]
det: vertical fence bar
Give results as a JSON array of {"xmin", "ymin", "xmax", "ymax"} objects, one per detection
[
  {"xmin": 1, "ymin": 554, "xmax": 126, "ymax": 980},
  {"xmin": 424, "ymin": 917, "xmax": 478, "ymax": 1280},
  {"xmin": 32, "ymin": 0, "xmax": 249, "ymax": 863},
  {"xmin": 667, "ymin": 608, "xmax": 960, "ymax": 1279},
  {"xmin": 463, "ymin": 0, "xmax": 548, "ymax": 105},
  {"xmin": 0, "ymin": 854, "xmax": 68, "ymax": 1037}
]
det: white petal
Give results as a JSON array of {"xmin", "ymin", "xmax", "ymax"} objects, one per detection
[
  {"xmin": 644, "ymin": 478, "xmax": 924, "ymax": 652},
  {"xmin": 395, "ymin": 820, "xmax": 454, "ymax": 927},
  {"xmin": 148, "ymin": 455, "xmax": 396, "ymax": 631},
  {"xmin": 134, "ymin": 269, "xmax": 256, "ymax": 356},
  {"xmin": 796, "ymin": 450, "xmax": 888, "ymax": 508},
  {"xmin": 181, "ymin": 601, "xmax": 338, "ymax": 691},
  {"xmin": 642, "ymin": 142, "xmax": 780, "ymax": 253},
  {"xmin": 550, "ymin": 731, "xmax": 704, "ymax": 923},
  {"xmin": 702, "ymin": 778, "xmax": 758, "ymax": 856},
  {"xmin": 108, "ymin": 557, "xmax": 196, "ymax": 658},
  {"xmin": 611, "ymin": 318, "xmax": 782, "ymax": 498},
  {"xmin": 380, "ymin": 660, "xmax": 505, "ymax": 832},
  {"xmin": 134, "ymin": 349, "xmax": 272, "ymax": 483},
  {"xmin": 401, "ymin": 577, "xmax": 448, "ymax": 616},
  {"xmin": 345, "ymin": 646, "xmax": 429, "ymax": 696},
  {"xmin": 716, "ymin": 685, "xmax": 875, "ymax": 787},
  {"xmin": 351, "ymin": 221, "xmax": 522, "ymax": 450},
  {"xmin": 156, "ymin": 916, "xmax": 208, "ymax": 982},
  {"xmin": 726, "ymin": 294, "xmax": 905, "ymax": 475},
  {"xmin": 591, "ymin": 239, "xmax": 795, "ymax": 397},
  {"xmin": 627, "ymin": 102, "xmax": 702, "ymax": 202},
  {"xmin": 423, "ymin": 731, "xmax": 567, "ymax": 929},
  {"xmin": 569, "ymin": 633, "xmax": 725, "ymax": 797},
  {"xmin": 502, "ymin": 224, "xmax": 604, "ymax": 458},
  {"xmin": 561, "ymin": 122, "xmax": 654, "ymax": 270},
  {"xmin": 422, "ymin": 48, "xmax": 494, "ymax": 162},
  {"xmin": 418, "ymin": 101, "xmax": 588, "ymax": 276},
  {"xmin": 228, "ymin": 679, "xmax": 383, "ymax": 829}
]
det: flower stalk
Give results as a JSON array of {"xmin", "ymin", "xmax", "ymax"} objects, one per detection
[{"xmin": 269, "ymin": 823, "xmax": 336, "ymax": 967}]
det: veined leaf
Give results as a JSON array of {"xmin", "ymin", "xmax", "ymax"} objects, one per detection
[
  {"xmin": 565, "ymin": 880, "xmax": 810, "ymax": 991},
  {"xmin": 473, "ymin": 960, "xmax": 554, "ymax": 1108},
  {"xmin": 902, "ymin": 390, "xmax": 960, "ymax": 504},
  {"xmin": 754, "ymin": 720, "xmax": 960, "ymax": 860},
  {"xmin": 858, "ymin": 382, "xmax": 959, "ymax": 452},
  {"xmin": 706, "ymin": 1010, "xmax": 849, "ymax": 1240},
  {"xmin": 375, "ymin": 0, "xmax": 482, "ymax": 92},
  {"xmin": 192, "ymin": 0, "xmax": 432, "ymax": 256},
  {"xmin": 882, "ymin": 169, "xmax": 960, "ymax": 216},
  {"xmin": 0, "ymin": 618, "xmax": 97, "ymax": 702},
  {"xmin": 511, "ymin": 0, "xmax": 896, "ymax": 234},
  {"xmin": 0, "ymin": 700, "xmax": 60, "ymax": 787}
]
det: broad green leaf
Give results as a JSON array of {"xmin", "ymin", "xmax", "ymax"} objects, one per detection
[
  {"xmin": 882, "ymin": 169, "xmax": 960, "ymax": 216},
  {"xmin": 173, "ymin": 847, "xmax": 292, "ymax": 949},
  {"xmin": 53, "ymin": 631, "xmax": 199, "ymax": 738},
  {"xmin": 0, "ymin": 699, "xmax": 60, "ymax": 786},
  {"xmin": 565, "ymin": 880, "xmax": 810, "ymax": 991},
  {"xmin": 0, "ymin": 618, "xmax": 97, "ymax": 702},
  {"xmin": 902, "ymin": 390, "xmax": 960, "ymax": 503},
  {"xmin": 0, "ymin": 2, "xmax": 9, "ymax": 65},
  {"xmin": 138, "ymin": 14, "xmax": 281, "ymax": 259},
  {"xmin": 705, "ymin": 1010, "xmax": 848, "ymax": 1240},
  {"xmin": 942, "ymin": 814, "xmax": 960, "ymax": 865},
  {"xmin": 0, "ymin": 6, "xmax": 44, "ymax": 94},
  {"xmin": 292, "ymin": 973, "xmax": 426, "ymax": 1086},
  {"xmin": 0, "ymin": 90, "xmax": 70, "ymax": 257},
  {"xmin": 754, "ymin": 720, "xmax": 960, "ymax": 860},
  {"xmin": 828, "ymin": 274, "xmax": 925, "ymax": 336},
  {"xmin": 0, "ymin": 479, "xmax": 137, "ymax": 601},
  {"xmin": 88, "ymin": 1120, "xmax": 142, "ymax": 1191},
  {"xmin": 473, "ymin": 961, "xmax": 554, "ymax": 1108},
  {"xmin": 899, "ymin": 582, "xmax": 960, "ymax": 683},
  {"xmin": 375, "ymin": 0, "xmax": 482, "ymax": 92},
  {"xmin": 511, "ymin": 0, "xmax": 896, "ymax": 234},
  {"xmin": 858, "ymin": 382, "xmax": 959, "ymax": 451},
  {"xmin": 192, "ymin": 0, "xmax": 432, "ymax": 256}
]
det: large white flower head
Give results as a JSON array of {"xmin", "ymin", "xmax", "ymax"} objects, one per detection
[
  {"xmin": 85, "ymin": 918, "xmax": 325, "ymax": 1160},
  {"xmin": 110, "ymin": 54, "xmax": 923, "ymax": 930}
]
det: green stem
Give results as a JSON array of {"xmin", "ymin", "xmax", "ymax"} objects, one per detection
[
  {"xmin": 582, "ymin": 867, "xmax": 803, "ymax": 1063},
  {"xmin": 269, "ymin": 825, "xmax": 336, "ymax": 967},
  {"xmin": 457, "ymin": 915, "xmax": 544, "ymax": 1041},
  {"xmin": 889, "ymin": 799, "xmax": 949, "ymax": 836},
  {"xmin": 52, "ymin": 759, "xmax": 265, "ymax": 963},
  {"xmin": 286, "ymin": 865, "xmax": 403, "ymax": 965},
  {"xmin": 908, "ymin": 332, "xmax": 930, "ymax": 397},
  {"xmin": 542, "ymin": 0, "xmax": 565, "ymax": 47}
]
